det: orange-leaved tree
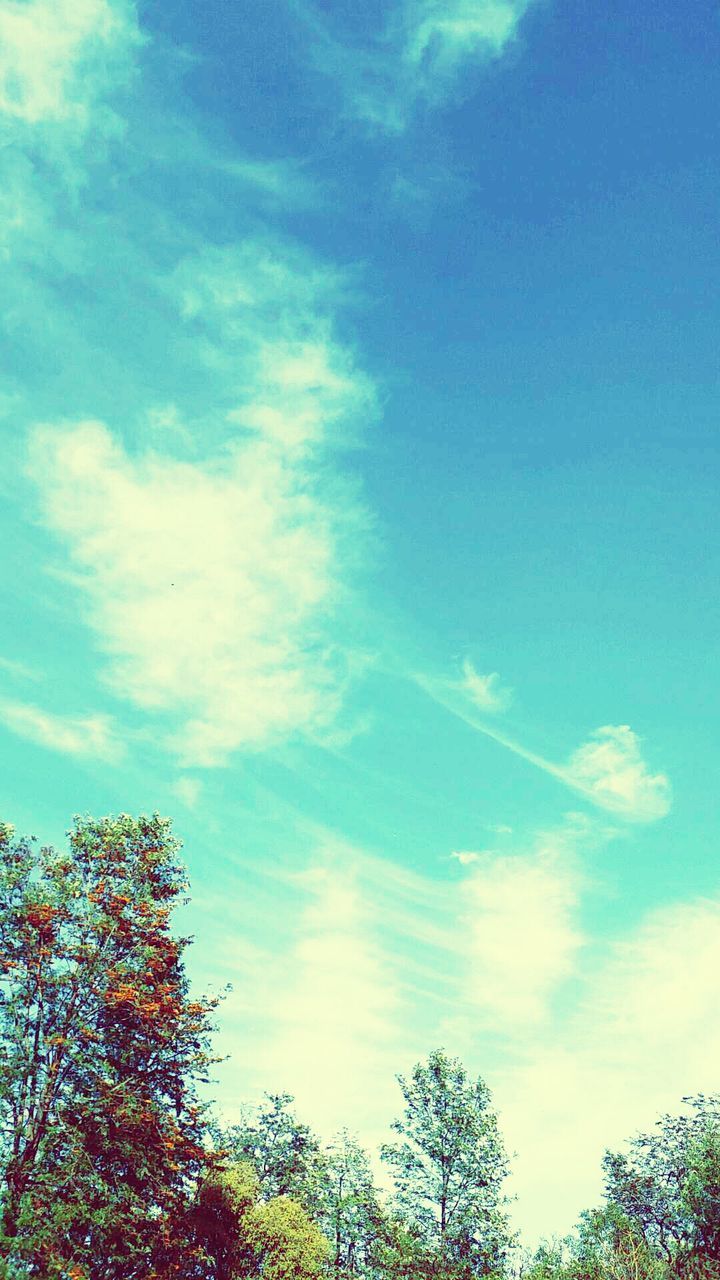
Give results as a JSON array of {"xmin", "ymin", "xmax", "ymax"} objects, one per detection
[{"xmin": 0, "ymin": 813, "xmax": 221, "ymax": 1279}]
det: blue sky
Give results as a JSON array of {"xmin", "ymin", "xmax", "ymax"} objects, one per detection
[{"xmin": 2, "ymin": 0, "xmax": 720, "ymax": 1247}]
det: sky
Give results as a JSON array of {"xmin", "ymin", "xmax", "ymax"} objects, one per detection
[{"xmin": 1, "ymin": 0, "xmax": 720, "ymax": 1249}]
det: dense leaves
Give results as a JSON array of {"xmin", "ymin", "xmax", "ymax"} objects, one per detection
[
  {"xmin": 191, "ymin": 1161, "xmax": 328, "ymax": 1280},
  {"xmin": 602, "ymin": 1099, "xmax": 720, "ymax": 1279},
  {"xmin": 0, "ymin": 815, "xmax": 220, "ymax": 1278}
]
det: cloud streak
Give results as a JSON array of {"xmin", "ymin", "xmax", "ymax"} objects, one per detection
[{"xmin": 417, "ymin": 672, "xmax": 671, "ymax": 822}]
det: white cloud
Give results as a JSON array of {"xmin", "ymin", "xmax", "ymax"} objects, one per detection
[
  {"xmin": 174, "ymin": 238, "xmax": 374, "ymax": 452},
  {"xmin": 451, "ymin": 849, "xmax": 482, "ymax": 865},
  {"xmin": 403, "ymin": 0, "xmax": 526, "ymax": 70},
  {"xmin": 250, "ymin": 859, "xmax": 406, "ymax": 1140},
  {"xmin": 0, "ymin": 697, "xmax": 123, "ymax": 761},
  {"xmin": 28, "ymin": 420, "xmax": 359, "ymax": 765},
  {"xmin": 461, "ymin": 657, "xmax": 512, "ymax": 712},
  {"xmin": 26, "ymin": 238, "xmax": 375, "ymax": 767},
  {"xmin": 459, "ymin": 821, "xmax": 586, "ymax": 1028},
  {"xmin": 0, "ymin": 0, "xmax": 139, "ymax": 128},
  {"xmin": 563, "ymin": 724, "xmax": 671, "ymax": 823}
]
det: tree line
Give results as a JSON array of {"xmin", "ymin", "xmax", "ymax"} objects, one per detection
[{"xmin": 0, "ymin": 815, "xmax": 718, "ymax": 1279}]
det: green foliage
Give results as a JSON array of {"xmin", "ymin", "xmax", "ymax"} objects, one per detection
[
  {"xmin": 0, "ymin": 815, "xmax": 220, "ymax": 1278},
  {"xmin": 222, "ymin": 1094, "xmax": 326, "ymax": 1208},
  {"xmin": 522, "ymin": 1240, "xmax": 567, "ymax": 1280},
  {"xmin": 602, "ymin": 1097, "xmax": 720, "ymax": 1278},
  {"xmin": 193, "ymin": 1159, "xmax": 328, "ymax": 1280},
  {"xmin": 317, "ymin": 1132, "xmax": 388, "ymax": 1279},
  {"xmin": 247, "ymin": 1195, "xmax": 329, "ymax": 1280},
  {"xmin": 569, "ymin": 1204, "xmax": 665, "ymax": 1280},
  {"xmin": 381, "ymin": 1048, "xmax": 512, "ymax": 1278}
]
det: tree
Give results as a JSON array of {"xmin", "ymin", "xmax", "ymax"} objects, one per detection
[
  {"xmin": 381, "ymin": 1049, "xmax": 512, "ymax": 1278},
  {"xmin": 193, "ymin": 1160, "xmax": 329, "ymax": 1280},
  {"xmin": 246, "ymin": 1194, "xmax": 330, "ymax": 1280},
  {"xmin": 192, "ymin": 1163, "xmax": 260, "ymax": 1280},
  {"xmin": 602, "ymin": 1097, "xmax": 720, "ymax": 1278},
  {"xmin": 318, "ymin": 1132, "xmax": 387, "ymax": 1279},
  {"xmin": 568, "ymin": 1205, "xmax": 666, "ymax": 1280},
  {"xmin": 223, "ymin": 1094, "xmax": 326, "ymax": 1208},
  {"xmin": 0, "ymin": 814, "xmax": 220, "ymax": 1278}
]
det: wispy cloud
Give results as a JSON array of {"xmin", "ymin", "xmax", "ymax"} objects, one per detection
[
  {"xmin": 0, "ymin": 656, "xmax": 42, "ymax": 682},
  {"xmin": 299, "ymin": 0, "xmax": 534, "ymax": 132},
  {"xmin": 246, "ymin": 857, "xmax": 407, "ymax": 1140},
  {"xmin": 0, "ymin": 697, "xmax": 123, "ymax": 761},
  {"xmin": 562, "ymin": 725, "xmax": 671, "ymax": 823},
  {"xmin": 417, "ymin": 672, "xmax": 671, "ymax": 822},
  {"xmin": 450, "ymin": 848, "xmax": 483, "ymax": 864},
  {"xmin": 172, "ymin": 237, "xmax": 375, "ymax": 451}
]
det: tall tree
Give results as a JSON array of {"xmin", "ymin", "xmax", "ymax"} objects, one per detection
[
  {"xmin": 381, "ymin": 1049, "xmax": 511, "ymax": 1279},
  {"xmin": 0, "ymin": 814, "xmax": 219, "ymax": 1278}
]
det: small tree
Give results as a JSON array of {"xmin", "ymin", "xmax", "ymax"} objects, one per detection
[
  {"xmin": 0, "ymin": 814, "xmax": 220, "ymax": 1278},
  {"xmin": 568, "ymin": 1205, "xmax": 666, "ymax": 1280},
  {"xmin": 246, "ymin": 1194, "xmax": 330, "ymax": 1280},
  {"xmin": 381, "ymin": 1049, "xmax": 511, "ymax": 1278},
  {"xmin": 223, "ymin": 1093, "xmax": 326, "ymax": 1207},
  {"xmin": 192, "ymin": 1163, "xmax": 260, "ymax": 1280},
  {"xmin": 193, "ymin": 1160, "xmax": 329, "ymax": 1280}
]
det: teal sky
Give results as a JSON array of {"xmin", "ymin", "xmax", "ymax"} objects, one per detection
[{"xmin": 2, "ymin": 0, "xmax": 720, "ymax": 1247}]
